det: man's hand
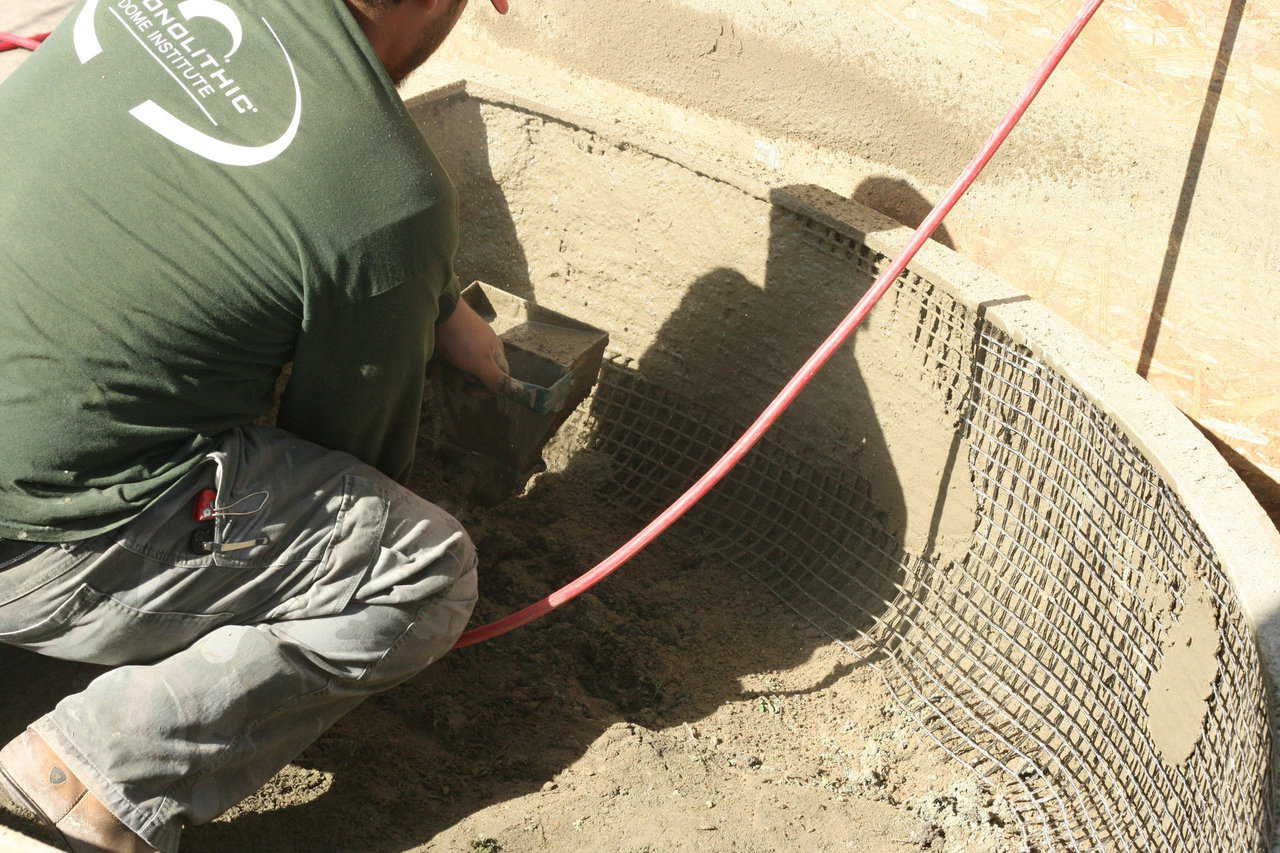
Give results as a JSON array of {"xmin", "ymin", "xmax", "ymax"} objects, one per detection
[{"xmin": 436, "ymin": 297, "xmax": 517, "ymax": 396}]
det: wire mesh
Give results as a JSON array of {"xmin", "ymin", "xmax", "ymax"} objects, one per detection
[
  {"xmin": 569, "ymin": 223, "xmax": 1271, "ymax": 852},
  {"xmin": 427, "ymin": 90, "xmax": 1273, "ymax": 853}
]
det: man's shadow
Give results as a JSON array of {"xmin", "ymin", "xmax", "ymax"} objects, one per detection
[
  {"xmin": 851, "ymin": 176, "xmax": 956, "ymax": 250},
  {"xmin": 584, "ymin": 186, "xmax": 923, "ymax": 653}
]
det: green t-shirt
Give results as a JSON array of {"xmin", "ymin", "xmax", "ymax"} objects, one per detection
[{"xmin": 0, "ymin": 0, "xmax": 460, "ymax": 542}]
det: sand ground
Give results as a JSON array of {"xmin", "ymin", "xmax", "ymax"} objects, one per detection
[{"xmin": 0, "ymin": 432, "xmax": 1024, "ymax": 852}]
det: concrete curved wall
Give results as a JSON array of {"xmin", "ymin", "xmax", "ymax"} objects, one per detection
[{"xmin": 410, "ymin": 81, "xmax": 1280, "ymax": 851}]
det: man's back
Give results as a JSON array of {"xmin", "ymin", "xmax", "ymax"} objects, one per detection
[
  {"xmin": 0, "ymin": 3, "xmax": 507, "ymax": 849},
  {"xmin": 0, "ymin": 0, "xmax": 460, "ymax": 542}
]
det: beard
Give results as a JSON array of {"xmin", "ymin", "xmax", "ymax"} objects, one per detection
[{"xmin": 389, "ymin": 0, "xmax": 468, "ymax": 85}]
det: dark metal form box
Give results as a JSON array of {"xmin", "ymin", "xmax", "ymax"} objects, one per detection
[{"xmin": 434, "ymin": 282, "xmax": 608, "ymax": 504}]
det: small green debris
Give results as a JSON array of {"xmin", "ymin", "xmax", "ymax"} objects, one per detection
[{"xmin": 469, "ymin": 839, "xmax": 503, "ymax": 853}]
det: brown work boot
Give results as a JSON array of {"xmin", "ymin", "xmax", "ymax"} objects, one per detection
[{"xmin": 0, "ymin": 730, "xmax": 156, "ymax": 853}]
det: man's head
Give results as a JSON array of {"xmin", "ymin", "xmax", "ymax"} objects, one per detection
[{"xmin": 347, "ymin": 0, "xmax": 508, "ymax": 85}]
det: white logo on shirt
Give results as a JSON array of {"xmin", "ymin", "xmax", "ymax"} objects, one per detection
[{"xmin": 73, "ymin": 0, "xmax": 302, "ymax": 166}]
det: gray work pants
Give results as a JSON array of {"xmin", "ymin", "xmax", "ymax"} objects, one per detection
[{"xmin": 0, "ymin": 427, "xmax": 478, "ymax": 853}]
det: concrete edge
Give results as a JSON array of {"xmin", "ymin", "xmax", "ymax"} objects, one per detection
[{"xmin": 404, "ymin": 78, "xmax": 1280, "ymax": 846}]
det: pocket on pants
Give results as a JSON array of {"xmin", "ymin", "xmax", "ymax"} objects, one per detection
[
  {"xmin": 0, "ymin": 584, "xmax": 230, "ymax": 666},
  {"xmin": 116, "ymin": 468, "xmax": 218, "ymax": 570}
]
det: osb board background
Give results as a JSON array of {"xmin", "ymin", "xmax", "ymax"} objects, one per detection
[{"xmin": 420, "ymin": 0, "xmax": 1280, "ymax": 522}]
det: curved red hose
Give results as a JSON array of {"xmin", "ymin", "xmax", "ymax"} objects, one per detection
[
  {"xmin": 453, "ymin": 0, "xmax": 1106, "ymax": 647},
  {"xmin": 0, "ymin": 31, "xmax": 48, "ymax": 52}
]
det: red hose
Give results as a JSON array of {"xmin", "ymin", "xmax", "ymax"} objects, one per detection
[
  {"xmin": 454, "ymin": 0, "xmax": 1105, "ymax": 647},
  {"xmin": 0, "ymin": 31, "xmax": 48, "ymax": 52}
]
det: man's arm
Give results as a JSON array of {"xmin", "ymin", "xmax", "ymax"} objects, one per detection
[{"xmin": 436, "ymin": 297, "xmax": 521, "ymax": 398}]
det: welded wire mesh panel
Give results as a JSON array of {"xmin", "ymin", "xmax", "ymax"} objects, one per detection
[
  {"xmin": 936, "ymin": 326, "xmax": 1272, "ymax": 852},
  {"xmin": 577, "ymin": 266, "xmax": 1270, "ymax": 851},
  {"xmin": 586, "ymin": 357, "xmax": 910, "ymax": 653}
]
